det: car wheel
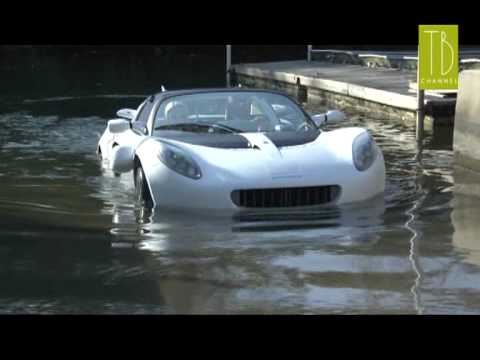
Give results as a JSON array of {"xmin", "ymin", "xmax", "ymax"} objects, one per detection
[{"xmin": 134, "ymin": 165, "xmax": 153, "ymax": 208}]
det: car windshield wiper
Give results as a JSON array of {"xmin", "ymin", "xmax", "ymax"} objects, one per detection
[
  {"xmin": 211, "ymin": 123, "xmax": 244, "ymax": 133},
  {"xmin": 155, "ymin": 123, "xmax": 243, "ymax": 134}
]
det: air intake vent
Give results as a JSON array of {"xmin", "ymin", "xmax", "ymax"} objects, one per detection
[{"xmin": 231, "ymin": 185, "xmax": 341, "ymax": 208}]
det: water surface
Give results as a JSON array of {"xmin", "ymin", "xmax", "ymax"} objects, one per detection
[{"xmin": 0, "ymin": 89, "xmax": 479, "ymax": 314}]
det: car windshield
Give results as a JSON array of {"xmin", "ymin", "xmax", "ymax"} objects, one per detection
[{"xmin": 152, "ymin": 91, "xmax": 315, "ymax": 135}]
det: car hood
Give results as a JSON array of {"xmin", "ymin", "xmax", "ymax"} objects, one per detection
[{"xmin": 151, "ymin": 128, "xmax": 366, "ymax": 182}]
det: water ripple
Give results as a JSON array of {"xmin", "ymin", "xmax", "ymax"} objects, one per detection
[{"xmin": 0, "ymin": 97, "xmax": 472, "ymax": 314}]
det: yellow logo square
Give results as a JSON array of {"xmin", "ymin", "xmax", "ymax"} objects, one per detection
[{"xmin": 419, "ymin": 25, "xmax": 458, "ymax": 90}]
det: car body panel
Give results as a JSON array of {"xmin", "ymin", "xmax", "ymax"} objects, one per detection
[
  {"xmin": 132, "ymin": 127, "xmax": 385, "ymax": 210},
  {"xmin": 97, "ymin": 89, "xmax": 386, "ymax": 211}
]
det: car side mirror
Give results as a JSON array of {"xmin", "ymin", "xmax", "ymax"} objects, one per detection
[
  {"xmin": 108, "ymin": 119, "xmax": 131, "ymax": 134},
  {"xmin": 116, "ymin": 108, "xmax": 137, "ymax": 121},
  {"xmin": 311, "ymin": 110, "xmax": 346, "ymax": 127}
]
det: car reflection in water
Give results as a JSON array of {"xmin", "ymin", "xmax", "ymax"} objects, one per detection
[
  {"xmin": 103, "ymin": 193, "xmax": 387, "ymax": 313},
  {"xmin": 107, "ymin": 180, "xmax": 387, "ymax": 252}
]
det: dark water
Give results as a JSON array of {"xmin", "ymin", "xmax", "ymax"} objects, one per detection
[{"xmin": 1, "ymin": 71, "xmax": 480, "ymax": 314}]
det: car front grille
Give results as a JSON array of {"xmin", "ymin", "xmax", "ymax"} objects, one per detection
[{"xmin": 231, "ymin": 185, "xmax": 341, "ymax": 208}]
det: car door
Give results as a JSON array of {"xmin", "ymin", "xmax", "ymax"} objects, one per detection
[{"xmin": 114, "ymin": 99, "xmax": 153, "ymax": 151}]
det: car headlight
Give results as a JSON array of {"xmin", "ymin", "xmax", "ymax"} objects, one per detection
[
  {"xmin": 352, "ymin": 132, "xmax": 378, "ymax": 171},
  {"xmin": 156, "ymin": 142, "xmax": 202, "ymax": 180}
]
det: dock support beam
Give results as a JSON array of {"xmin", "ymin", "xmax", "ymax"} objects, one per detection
[
  {"xmin": 416, "ymin": 48, "xmax": 425, "ymax": 144},
  {"xmin": 307, "ymin": 45, "xmax": 312, "ymax": 62},
  {"xmin": 416, "ymin": 89, "xmax": 425, "ymax": 142},
  {"xmin": 226, "ymin": 45, "xmax": 232, "ymax": 87}
]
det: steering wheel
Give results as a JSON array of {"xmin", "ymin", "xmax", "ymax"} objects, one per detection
[
  {"xmin": 296, "ymin": 121, "xmax": 315, "ymax": 132},
  {"xmin": 250, "ymin": 115, "xmax": 275, "ymax": 132},
  {"xmin": 250, "ymin": 115, "xmax": 269, "ymax": 123}
]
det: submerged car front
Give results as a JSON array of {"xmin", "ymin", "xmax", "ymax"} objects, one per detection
[{"xmin": 133, "ymin": 90, "xmax": 385, "ymax": 211}]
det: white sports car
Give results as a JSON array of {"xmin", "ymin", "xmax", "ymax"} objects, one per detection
[{"xmin": 97, "ymin": 88, "xmax": 385, "ymax": 210}]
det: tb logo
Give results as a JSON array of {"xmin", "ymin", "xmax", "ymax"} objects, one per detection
[{"xmin": 419, "ymin": 25, "xmax": 458, "ymax": 90}]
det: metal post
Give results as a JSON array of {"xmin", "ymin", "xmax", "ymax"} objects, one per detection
[
  {"xmin": 307, "ymin": 45, "xmax": 312, "ymax": 62},
  {"xmin": 416, "ymin": 89, "xmax": 425, "ymax": 142},
  {"xmin": 416, "ymin": 46, "xmax": 425, "ymax": 143},
  {"xmin": 226, "ymin": 45, "xmax": 232, "ymax": 87}
]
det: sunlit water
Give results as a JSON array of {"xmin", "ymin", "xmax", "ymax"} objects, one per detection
[{"xmin": 0, "ymin": 94, "xmax": 479, "ymax": 314}]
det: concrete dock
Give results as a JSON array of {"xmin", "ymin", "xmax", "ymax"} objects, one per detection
[
  {"xmin": 232, "ymin": 60, "xmax": 457, "ymax": 125},
  {"xmin": 309, "ymin": 48, "xmax": 480, "ymax": 72},
  {"xmin": 454, "ymin": 69, "xmax": 480, "ymax": 174}
]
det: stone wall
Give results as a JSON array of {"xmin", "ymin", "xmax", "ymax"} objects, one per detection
[{"xmin": 453, "ymin": 70, "xmax": 480, "ymax": 172}]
